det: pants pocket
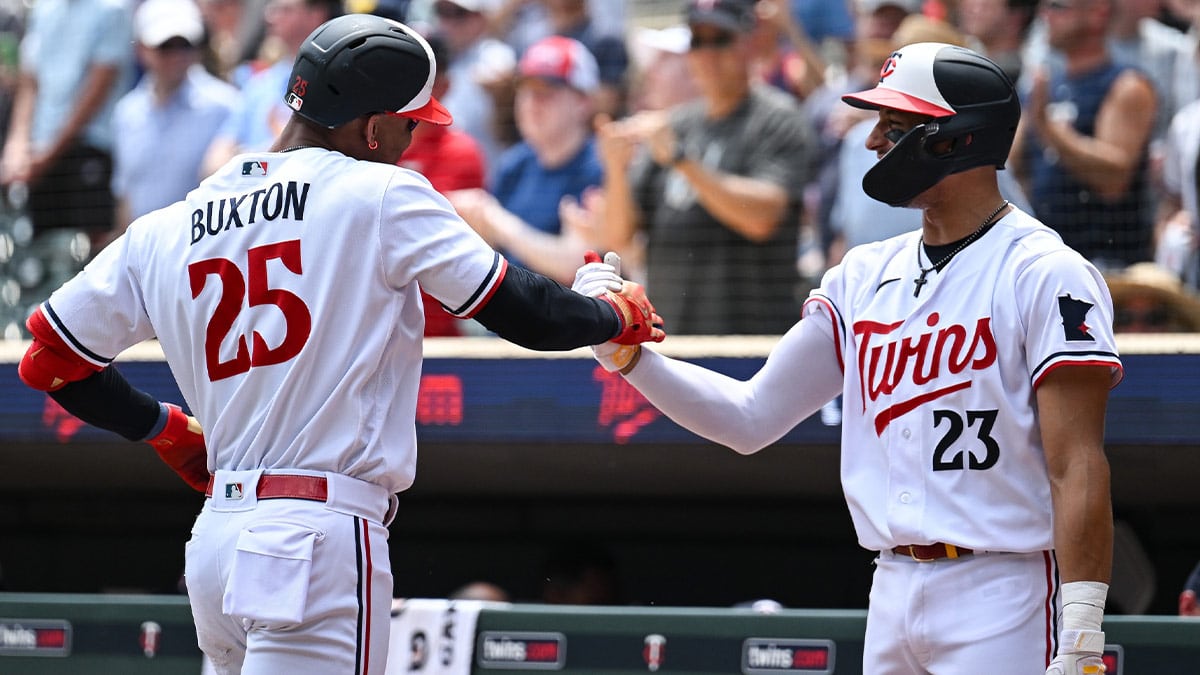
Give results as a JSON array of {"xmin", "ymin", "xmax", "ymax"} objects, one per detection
[{"xmin": 222, "ymin": 521, "xmax": 320, "ymax": 626}]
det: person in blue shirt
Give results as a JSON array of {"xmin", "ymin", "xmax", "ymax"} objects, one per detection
[
  {"xmin": 448, "ymin": 35, "xmax": 604, "ymax": 283},
  {"xmin": 107, "ymin": 0, "xmax": 239, "ymax": 247}
]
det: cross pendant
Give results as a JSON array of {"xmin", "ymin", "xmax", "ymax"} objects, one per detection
[{"xmin": 913, "ymin": 270, "xmax": 931, "ymax": 298}]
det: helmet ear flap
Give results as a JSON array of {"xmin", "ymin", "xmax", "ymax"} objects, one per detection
[{"xmin": 863, "ymin": 123, "xmax": 956, "ymax": 206}]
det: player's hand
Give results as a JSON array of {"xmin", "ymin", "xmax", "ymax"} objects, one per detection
[
  {"xmin": 575, "ymin": 251, "xmax": 660, "ymax": 372},
  {"xmin": 145, "ymin": 403, "xmax": 210, "ymax": 493},
  {"xmin": 572, "ymin": 249, "xmax": 623, "ymax": 297},
  {"xmin": 1046, "ymin": 630, "xmax": 1106, "ymax": 675},
  {"xmin": 576, "ymin": 250, "xmax": 665, "ymax": 346},
  {"xmin": 603, "ymin": 279, "xmax": 665, "ymax": 345}
]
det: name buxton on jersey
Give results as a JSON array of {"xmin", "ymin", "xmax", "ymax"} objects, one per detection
[{"xmin": 191, "ymin": 181, "xmax": 311, "ymax": 244}]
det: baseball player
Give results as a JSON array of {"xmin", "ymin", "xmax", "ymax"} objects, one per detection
[
  {"xmin": 17, "ymin": 14, "xmax": 663, "ymax": 675},
  {"xmin": 575, "ymin": 43, "xmax": 1121, "ymax": 674}
]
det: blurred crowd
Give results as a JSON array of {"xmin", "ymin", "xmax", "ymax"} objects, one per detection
[{"xmin": 3, "ymin": 0, "xmax": 1200, "ymax": 339}]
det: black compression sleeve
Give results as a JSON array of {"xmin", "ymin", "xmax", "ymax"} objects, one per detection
[
  {"xmin": 48, "ymin": 366, "xmax": 163, "ymax": 441},
  {"xmin": 473, "ymin": 264, "xmax": 621, "ymax": 350}
]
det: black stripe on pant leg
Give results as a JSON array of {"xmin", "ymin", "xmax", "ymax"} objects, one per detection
[{"xmin": 355, "ymin": 516, "xmax": 365, "ymax": 675}]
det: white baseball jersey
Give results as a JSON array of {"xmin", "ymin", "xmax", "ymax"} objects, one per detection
[
  {"xmin": 41, "ymin": 148, "xmax": 505, "ymax": 493},
  {"xmin": 804, "ymin": 206, "xmax": 1123, "ymax": 553}
]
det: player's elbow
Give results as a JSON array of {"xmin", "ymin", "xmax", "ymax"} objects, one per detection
[{"xmin": 19, "ymin": 345, "xmax": 64, "ymax": 391}]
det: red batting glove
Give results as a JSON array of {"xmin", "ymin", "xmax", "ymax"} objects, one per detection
[
  {"xmin": 601, "ymin": 282, "xmax": 666, "ymax": 345},
  {"xmin": 146, "ymin": 403, "xmax": 210, "ymax": 493}
]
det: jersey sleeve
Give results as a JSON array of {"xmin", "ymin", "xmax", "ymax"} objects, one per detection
[
  {"xmin": 378, "ymin": 171, "xmax": 505, "ymax": 318},
  {"xmin": 42, "ymin": 231, "xmax": 156, "ymax": 367},
  {"xmin": 1015, "ymin": 248, "xmax": 1123, "ymax": 389},
  {"xmin": 801, "ymin": 261, "xmax": 849, "ymax": 373}
]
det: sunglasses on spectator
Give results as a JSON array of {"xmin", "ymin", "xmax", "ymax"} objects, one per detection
[
  {"xmin": 689, "ymin": 32, "xmax": 737, "ymax": 50},
  {"xmin": 1043, "ymin": 0, "xmax": 1076, "ymax": 10},
  {"xmin": 435, "ymin": 2, "xmax": 473, "ymax": 20}
]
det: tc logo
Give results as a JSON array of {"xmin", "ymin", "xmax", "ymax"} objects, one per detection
[{"xmin": 879, "ymin": 52, "xmax": 902, "ymax": 82}]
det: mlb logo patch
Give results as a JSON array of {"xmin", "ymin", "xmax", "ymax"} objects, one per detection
[
  {"xmin": 225, "ymin": 482, "xmax": 244, "ymax": 500},
  {"xmin": 242, "ymin": 161, "xmax": 268, "ymax": 176},
  {"xmin": 285, "ymin": 92, "xmax": 303, "ymax": 112}
]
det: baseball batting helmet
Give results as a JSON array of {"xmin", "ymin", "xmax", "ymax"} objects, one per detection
[
  {"xmin": 284, "ymin": 13, "xmax": 452, "ymax": 128},
  {"xmin": 842, "ymin": 42, "xmax": 1020, "ymax": 206}
]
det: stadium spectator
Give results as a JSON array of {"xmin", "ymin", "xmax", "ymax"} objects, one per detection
[
  {"xmin": 1012, "ymin": 0, "xmax": 1157, "ymax": 271},
  {"xmin": 200, "ymin": 0, "xmax": 341, "ymax": 175},
  {"xmin": 108, "ymin": 0, "xmax": 238, "ymax": 245},
  {"xmin": 597, "ymin": 0, "xmax": 814, "ymax": 335},
  {"xmin": 490, "ymin": 0, "xmax": 627, "ymax": 58},
  {"xmin": 1108, "ymin": 0, "xmax": 1192, "ymax": 141},
  {"xmin": 397, "ymin": 34, "xmax": 487, "ymax": 335},
  {"xmin": 197, "ymin": 0, "xmax": 251, "ymax": 83},
  {"xmin": 1104, "ymin": 261, "xmax": 1200, "ymax": 333},
  {"xmin": 447, "ymin": 35, "xmax": 602, "ymax": 284},
  {"xmin": 957, "ymin": 0, "xmax": 1038, "ymax": 83},
  {"xmin": 532, "ymin": 0, "xmax": 629, "ymax": 118},
  {"xmin": 789, "ymin": 0, "xmax": 855, "ymax": 47},
  {"xmin": 1156, "ymin": 96, "xmax": 1200, "ymax": 287},
  {"xmin": 626, "ymin": 25, "xmax": 699, "ymax": 115},
  {"xmin": 0, "ymin": 0, "xmax": 133, "ymax": 244},
  {"xmin": 433, "ymin": 0, "xmax": 517, "ymax": 170},
  {"xmin": 749, "ymin": 0, "xmax": 827, "ymax": 101}
]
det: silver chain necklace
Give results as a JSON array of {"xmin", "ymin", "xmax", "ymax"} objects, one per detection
[{"xmin": 913, "ymin": 200, "xmax": 1009, "ymax": 298}]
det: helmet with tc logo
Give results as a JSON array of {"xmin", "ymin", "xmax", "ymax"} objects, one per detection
[{"xmin": 842, "ymin": 42, "xmax": 1020, "ymax": 206}]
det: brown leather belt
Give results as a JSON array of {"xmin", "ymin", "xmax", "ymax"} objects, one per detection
[
  {"xmin": 892, "ymin": 543, "xmax": 973, "ymax": 562},
  {"xmin": 205, "ymin": 474, "xmax": 328, "ymax": 502}
]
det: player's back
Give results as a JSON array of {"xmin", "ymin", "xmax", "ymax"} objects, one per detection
[{"xmin": 128, "ymin": 148, "xmax": 449, "ymax": 492}]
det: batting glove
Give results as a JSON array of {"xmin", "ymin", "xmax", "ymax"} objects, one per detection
[
  {"xmin": 572, "ymin": 251, "xmax": 623, "ymax": 297},
  {"xmin": 574, "ymin": 251, "xmax": 662, "ymax": 372},
  {"xmin": 145, "ymin": 403, "xmax": 210, "ymax": 493},
  {"xmin": 1045, "ymin": 630, "xmax": 1106, "ymax": 675}
]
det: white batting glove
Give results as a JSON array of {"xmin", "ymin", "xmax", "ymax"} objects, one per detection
[
  {"xmin": 571, "ymin": 251, "xmax": 623, "ymax": 298},
  {"xmin": 572, "ymin": 251, "xmax": 643, "ymax": 373},
  {"xmin": 1045, "ymin": 630, "xmax": 1106, "ymax": 675}
]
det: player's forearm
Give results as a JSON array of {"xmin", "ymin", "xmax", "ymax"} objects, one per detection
[
  {"xmin": 679, "ymin": 163, "xmax": 788, "ymax": 242},
  {"xmin": 1049, "ymin": 449, "xmax": 1114, "ymax": 584},
  {"xmin": 474, "ymin": 263, "xmax": 619, "ymax": 350},
  {"xmin": 624, "ymin": 318, "xmax": 839, "ymax": 454},
  {"xmin": 49, "ymin": 366, "xmax": 164, "ymax": 441}
]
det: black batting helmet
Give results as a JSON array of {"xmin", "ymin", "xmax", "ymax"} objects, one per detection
[
  {"xmin": 842, "ymin": 42, "xmax": 1020, "ymax": 206},
  {"xmin": 284, "ymin": 13, "xmax": 452, "ymax": 128}
]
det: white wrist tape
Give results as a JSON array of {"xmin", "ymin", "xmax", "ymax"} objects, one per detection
[
  {"xmin": 1061, "ymin": 581, "xmax": 1108, "ymax": 633},
  {"xmin": 1058, "ymin": 629, "xmax": 1105, "ymax": 656}
]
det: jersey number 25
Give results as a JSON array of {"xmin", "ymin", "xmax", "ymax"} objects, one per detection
[{"xmin": 188, "ymin": 239, "xmax": 312, "ymax": 382}]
